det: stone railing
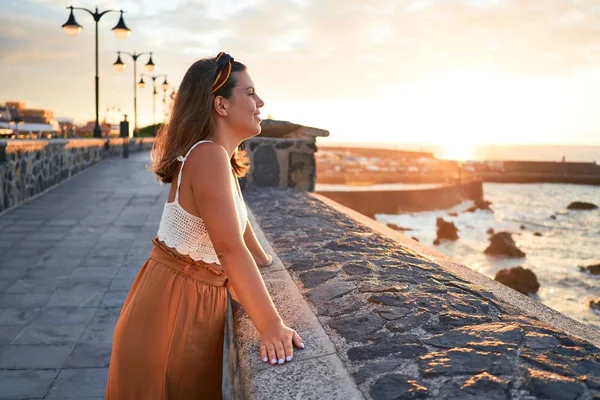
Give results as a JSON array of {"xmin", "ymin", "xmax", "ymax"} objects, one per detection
[
  {"xmin": 224, "ymin": 188, "xmax": 600, "ymax": 399},
  {"xmin": 0, "ymin": 138, "xmax": 154, "ymax": 213},
  {"xmin": 0, "ymin": 135, "xmax": 323, "ymax": 214}
]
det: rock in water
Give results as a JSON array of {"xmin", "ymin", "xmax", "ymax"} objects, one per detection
[
  {"xmin": 533, "ymin": 232, "xmax": 542, "ymax": 237},
  {"xmin": 567, "ymin": 201, "xmax": 598, "ymax": 210},
  {"xmin": 588, "ymin": 299, "xmax": 600, "ymax": 315},
  {"xmin": 487, "ymin": 228, "xmax": 495, "ymax": 235},
  {"xmin": 485, "ymin": 232, "xmax": 526, "ymax": 257},
  {"xmin": 465, "ymin": 199, "xmax": 493, "ymax": 213},
  {"xmin": 494, "ymin": 267, "xmax": 540, "ymax": 294},
  {"xmin": 476, "ymin": 199, "xmax": 492, "ymax": 210},
  {"xmin": 579, "ymin": 262, "xmax": 600, "ymax": 275},
  {"xmin": 386, "ymin": 223, "xmax": 411, "ymax": 232},
  {"xmin": 436, "ymin": 217, "xmax": 459, "ymax": 241}
]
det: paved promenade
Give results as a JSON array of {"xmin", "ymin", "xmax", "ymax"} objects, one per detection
[{"xmin": 0, "ymin": 152, "xmax": 166, "ymax": 399}]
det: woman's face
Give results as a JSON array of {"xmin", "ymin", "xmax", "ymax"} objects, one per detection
[{"xmin": 220, "ymin": 70, "xmax": 264, "ymax": 139}]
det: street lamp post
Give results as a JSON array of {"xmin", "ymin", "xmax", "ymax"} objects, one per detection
[
  {"xmin": 113, "ymin": 51, "xmax": 155, "ymax": 137},
  {"xmin": 139, "ymin": 74, "xmax": 169, "ymax": 136},
  {"xmin": 61, "ymin": 5, "xmax": 131, "ymax": 138}
]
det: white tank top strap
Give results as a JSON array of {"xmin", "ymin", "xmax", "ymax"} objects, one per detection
[{"xmin": 175, "ymin": 140, "xmax": 214, "ymax": 202}]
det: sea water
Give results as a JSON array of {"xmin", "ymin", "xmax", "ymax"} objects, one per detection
[{"xmin": 377, "ymin": 182, "xmax": 600, "ymax": 330}]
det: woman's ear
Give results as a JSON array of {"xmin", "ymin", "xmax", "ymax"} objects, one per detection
[{"xmin": 213, "ymin": 96, "xmax": 228, "ymax": 117}]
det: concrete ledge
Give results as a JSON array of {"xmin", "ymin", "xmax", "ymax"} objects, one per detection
[
  {"xmin": 224, "ymin": 209, "xmax": 363, "ymax": 399},
  {"xmin": 235, "ymin": 188, "xmax": 600, "ymax": 399}
]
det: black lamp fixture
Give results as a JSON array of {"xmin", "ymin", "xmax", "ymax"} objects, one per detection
[
  {"xmin": 139, "ymin": 73, "xmax": 169, "ymax": 136},
  {"xmin": 62, "ymin": 5, "xmax": 131, "ymax": 138},
  {"xmin": 114, "ymin": 51, "xmax": 156, "ymax": 137}
]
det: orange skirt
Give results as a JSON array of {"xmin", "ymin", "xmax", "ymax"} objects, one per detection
[{"xmin": 106, "ymin": 238, "xmax": 228, "ymax": 400}]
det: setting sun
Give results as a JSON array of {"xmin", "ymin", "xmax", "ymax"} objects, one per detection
[
  {"xmin": 435, "ymin": 141, "xmax": 475, "ymax": 161},
  {"xmin": 261, "ymin": 67, "xmax": 598, "ymax": 148}
]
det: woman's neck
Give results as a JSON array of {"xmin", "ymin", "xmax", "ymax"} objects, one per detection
[{"xmin": 209, "ymin": 126, "xmax": 240, "ymax": 160}]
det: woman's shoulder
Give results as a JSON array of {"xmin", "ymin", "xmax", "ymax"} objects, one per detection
[
  {"xmin": 186, "ymin": 141, "xmax": 228, "ymax": 165},
  {"xmin": 185, "ymin": 141, "xmax": 231, "ymax": 184}
]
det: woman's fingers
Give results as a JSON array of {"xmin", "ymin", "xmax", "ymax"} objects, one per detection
[
  {"xmin": 284, "ymin": 337, "xmax": 294, "ymax": 362},
  {"xmin": 266, "ymin": 342, "xmax": 277, "ymax": 365},
  {"xmin": 292, "ymin": 331, "xmax": 305, "ymax": 350},
  {"xmin": 261, "ymin": 328, "xmax": 305, "ymax": 366},
  {"xmin": 275, "ymin": 341, "xmax": 286, "ymax": 364},
  {"xmin": 260, "ymin": 343, "xmax": 268, "ymax": 363}
]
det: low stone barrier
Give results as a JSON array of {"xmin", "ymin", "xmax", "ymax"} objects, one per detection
[
  {"xmin": 225, "ymin": 188, "xmax": 600, "ymax": 399},
  {"xmin": 0, "ymin": 138, "xmax": 155, "ymax": 213}
]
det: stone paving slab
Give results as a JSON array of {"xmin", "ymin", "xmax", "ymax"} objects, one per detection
[{"xmin": 0, "ymin": 152, "xmax": 166, "ymax": 399}]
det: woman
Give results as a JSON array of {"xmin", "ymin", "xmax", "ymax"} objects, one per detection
[{"xmin": 106, "ymin": 52, "xmax": 304, "ymax": 399}]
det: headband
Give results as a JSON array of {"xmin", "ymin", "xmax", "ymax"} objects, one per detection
[{"xmin": 212, "ymin": 52, "xmax": 234, "ymax": 93}]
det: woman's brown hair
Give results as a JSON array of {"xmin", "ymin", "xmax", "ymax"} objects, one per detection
[{"xmin": 150, "ymin": 56, "xmax": 251, "ymax": 183}]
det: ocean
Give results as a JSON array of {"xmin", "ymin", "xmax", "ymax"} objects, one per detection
[
  {"xmin": 376, "ymin": 182, "xmax": 600, "ymax": 331},
  {"xmin": 321, "ymin": 143, "xmax": 600, "ymax": 163}
]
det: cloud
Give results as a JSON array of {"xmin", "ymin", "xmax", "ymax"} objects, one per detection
[
  {"xmin": 2, "ymin": 0, "xmax": 600, "ymax": 125},
  {"xmin": 148, "ymin": 0, "xmax": 600, "ymax": 99}
]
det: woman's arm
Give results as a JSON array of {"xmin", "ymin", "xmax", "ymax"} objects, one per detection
[
  {"xmin": 243, "ymin": 220, "xmax": 273, "ymax": 267},
  {"xmin": 187, "ymin": 143, "xmax": 302, "ymax": 364}
]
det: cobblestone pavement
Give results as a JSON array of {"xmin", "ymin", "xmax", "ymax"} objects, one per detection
[
  {"xmin": 0, "ymin": 152, "xmax": 166, "ymax": 399},
  {"xmin": 246, "ymin": 188, "xmax": 600, "ymax": 400}
]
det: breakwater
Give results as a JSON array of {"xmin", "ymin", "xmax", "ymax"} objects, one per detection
[{"xmin": 315, "ymin": 180, "xmax": 483, "ymax": 218}]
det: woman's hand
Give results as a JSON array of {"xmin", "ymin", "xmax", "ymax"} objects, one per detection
[
  {"xmin": 260, "ymin": 320, "xmax": 304, "ymax": 365},
  {"xmin": 256, "ymin": 253, "xmax": 273, "ymax": 268}
]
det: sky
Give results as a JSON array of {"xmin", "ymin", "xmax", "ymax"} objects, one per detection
[{"xmin": 1, "ymin": 0, "xmax": 600, "ymax": 149}]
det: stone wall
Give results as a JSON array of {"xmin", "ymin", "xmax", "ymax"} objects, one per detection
[
  {"xmin": 226, "ymin": 188, "xmax": 600, "ymax": 399},
  {"xmin": 0, "ymin": 138, "xmax": 154, "ymax": 213},
  {"xmin": 240, "ymin": 137, "xmax": 318, "ymax": 192},
  {"xmin": 0, "ymin": 136, "xmax": 320, "ymax": 214}
]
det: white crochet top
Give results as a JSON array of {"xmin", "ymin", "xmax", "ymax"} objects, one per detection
[{"xmin": 156, "ymin": 140, "xmax": 248, "ymax": 264}]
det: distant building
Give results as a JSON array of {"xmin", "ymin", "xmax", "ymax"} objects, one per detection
[
  {"xmin": 0, "ymin": 106, "xmax": 16, "ymax": 136},
  {"xmin": 0, "ymin": 101, "xmax": 59, "ymax": 138},
  {"xmin": 76, "ymin": 121, "xmax": 117, "ymax": 137},
  {"xmin": 5, "ymin": 101, "xmax": 26, "ymax": 111},
  {"xmin": 6, "ymin": 101, "xmax": 54, "ymax": 123},
  {"xmin": 20, "ymin": 109, "xmax": 55, "ymax": 124},
  {"xmin": 56, "ymin": 117, "xmax": 76, "ymax": 138}
]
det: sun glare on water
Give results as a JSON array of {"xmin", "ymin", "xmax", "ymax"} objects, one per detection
[{"xmin": 435, "ymin": 142, "xmax": 475, "ymax": 161}]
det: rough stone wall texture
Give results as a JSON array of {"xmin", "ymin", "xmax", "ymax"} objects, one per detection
[
  {"xmin": 245, "ymin": 188, "xmax": 600, "ymax": 400},
  {"xmin": 240, "ymin": 137, "xmax": 317, "ymax": 192},
  {"xmin": 0, "ymin": 138, "xmax": 154, "ymax": 213}
]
